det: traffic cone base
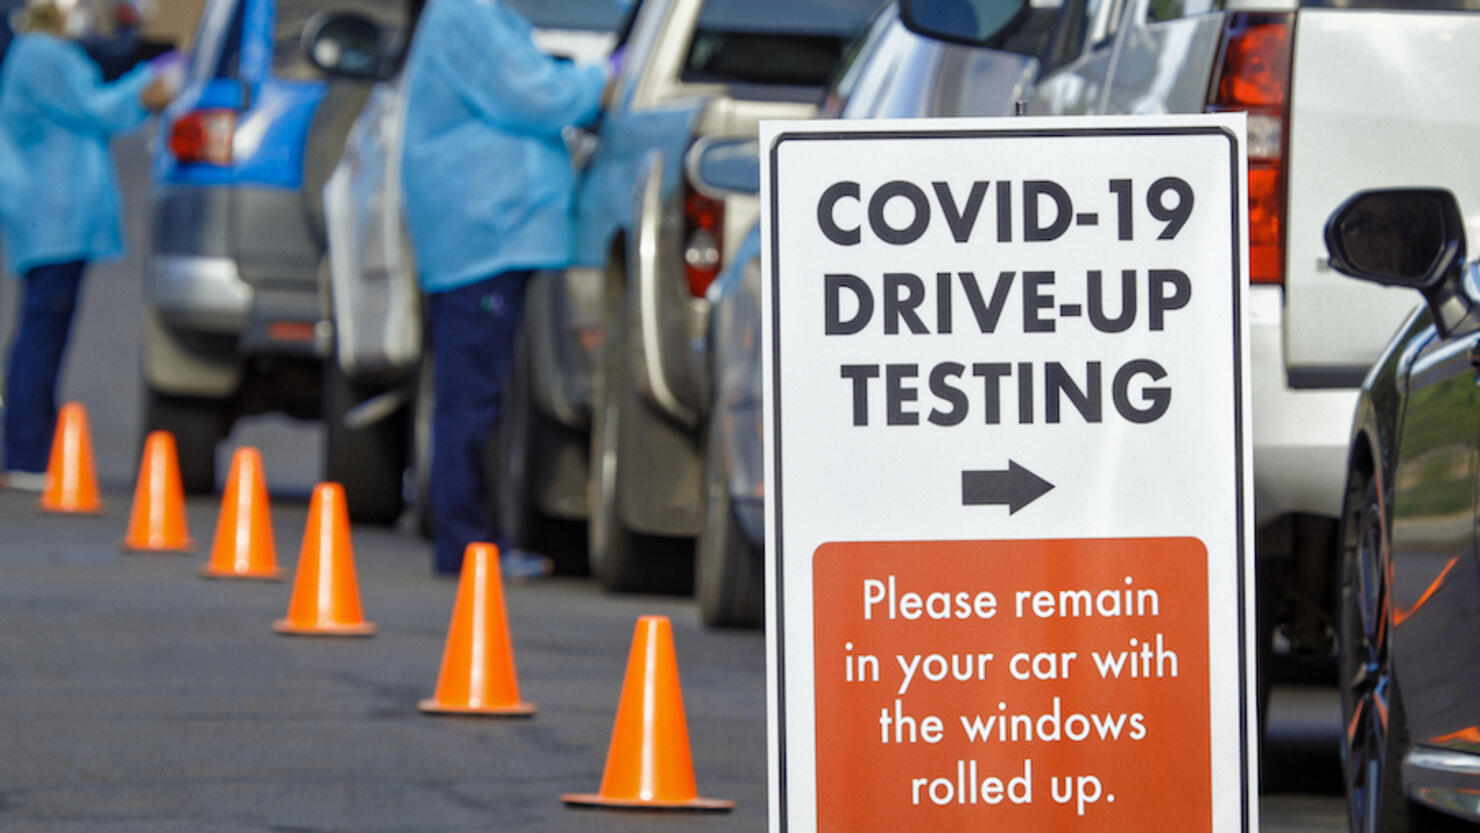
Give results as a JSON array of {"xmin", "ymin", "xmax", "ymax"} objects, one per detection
[
  {"xmin": 201, "ymin": 563, "xmax": 284, "ymax": 581},
  {"xmin": 560, "ymin": 793, "xmax": 734, "ymax": 813},
  {"xmin": 417, "ymin": 697, "xmax": 536, "ymax": 717},
  {"xmin": 121, "ymin": 538, "xmax": 193, "ymax": 554},
  {"xmin": 36, "ymin": 501, "xmax": 104, "ymax": 516},
  {"xmin": 272, "ymin": 619, "xmax": 376, "ymax": 637}
]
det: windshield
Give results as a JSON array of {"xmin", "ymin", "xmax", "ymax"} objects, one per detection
[{"xmin": 820, "ymin": 2, "xmax": 897, "ymax": 116}]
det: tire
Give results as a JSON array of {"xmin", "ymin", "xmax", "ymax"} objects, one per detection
[
  {"xmin": 142, "ymin": 385, "xmax": 226, "ymax": 494},
  {"xmin": 696, "ymin": 412, "xmax": 763, "ymax": 628},
  {"xmin": 1338, "ymin": 468, "xmax": 1409, "ymax": 833},
  {"xmin": 323, "ymin": 354, "xmax": 409, "ymax": 526},
  {"xmin": 588, "ymin": 276, "xmax": 692, "ymax": 594},
  {"xmin": 490, "ymin": 318, "xmax": 588, "ymax": 575}
]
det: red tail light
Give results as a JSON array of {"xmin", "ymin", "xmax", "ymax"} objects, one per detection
[
  {"xmin": 683, "ymin": 185, "xmax": 724, "ymax": 297},
  {"xmin": 1207, "ymin": 13, "xmax": 1293, "ymax": 285},
  {"xmin": 168, "ymin": 109, "xmax": 235, "ymax": 165}
]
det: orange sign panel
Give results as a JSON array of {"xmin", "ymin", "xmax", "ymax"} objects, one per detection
[{"xmin": 813, "ymin": 537, "xmax": 1210, "ymax": 832}]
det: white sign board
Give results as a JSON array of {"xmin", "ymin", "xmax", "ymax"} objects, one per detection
[{"xmin": 763, "ymin": 116, "xmax": 1254, "ymax": 833}]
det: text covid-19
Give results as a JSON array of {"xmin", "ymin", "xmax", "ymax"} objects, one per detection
[{"xmin": 812, "ymin": 177, "xmax": 1204, "ymax": 428}]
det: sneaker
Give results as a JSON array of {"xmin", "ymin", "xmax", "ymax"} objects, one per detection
[
  {"xmin": 4, "ymin": 470, "xmax": 46, "ymax": 492},
  {"xmin": 500, "ymin": 549, "xmax": 554, "ymax": 581}
]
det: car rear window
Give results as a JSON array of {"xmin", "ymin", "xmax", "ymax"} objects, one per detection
[
  {"xmin": 683, "ymin": 0, "xmax": 881, "ymax": 87},
  {"xmin": 274, "ymin": 0, "xmax": 407, "ymax": 79}
]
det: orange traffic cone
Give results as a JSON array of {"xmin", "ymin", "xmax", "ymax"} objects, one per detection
[
  {"xmin": 419, "ymin": 542, "xmax": 536, "ymax": 716},
  {"xmin": 272, "ymin": 482, "xmax": 375, "ymax": 636},
  {"xmin": 562, "ymin": 615, "xmax": 734, "ymax": 812},
  {"xmin": 200, "ymin": 447, "xmax": 283, "ymax": 580},
  {"xmin": 120, "ymin": 431, "xmax": 193, "ymax": 553},
  {"xmin": 39, "ymin": 402, "xmax": 102, "ymax": 514}
]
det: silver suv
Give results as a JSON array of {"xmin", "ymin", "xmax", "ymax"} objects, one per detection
[{"xmin": 495, "ymin": 0, "xmax": 878, "ymax": 591}]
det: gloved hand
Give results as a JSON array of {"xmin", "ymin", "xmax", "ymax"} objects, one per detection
[
  {"xmin": 147, "ymin": 48, "xmax": 186, "ymax": 96},
  {"xmin": 140, "ymin": 74, "xmax": 173, "ymax": 111}
]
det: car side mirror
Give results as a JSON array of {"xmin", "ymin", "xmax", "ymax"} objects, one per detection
[
  {"xmin": 684, "ymin": 135, "xmax": 759, "ymax": 199},
  {"xmin": 897, "ymin": 0, "xmax": 1031, "ymax": 47},
  {"xmin": 1326, "ymin": 188, "xmax": 1471, "ymax": 336},
  {"xmin": 302, "ymin": 11, "xmax": 388, "ymax": 80}
]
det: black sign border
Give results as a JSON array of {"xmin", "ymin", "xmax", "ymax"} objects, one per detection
[{"xmin": 768, "ymin": 124, "xmax": 1250, "ymax": 832}]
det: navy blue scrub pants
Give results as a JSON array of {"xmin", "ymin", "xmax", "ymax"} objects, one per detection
[
  {"xmin": 5, "ymin": 259, "xmax": 85, "ymax": 474},
  {"xmin": 427, "ymin": 269, "xmax": 531, "ymax": 575}
]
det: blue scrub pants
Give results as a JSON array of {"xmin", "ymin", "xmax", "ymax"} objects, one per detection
[
  {"xmin": 5, "ymin": 259, "xmax": 85, "ymax": 474},
  {"xmin": 428, "ymin": 270, "xmax": 531, "ymax": 575}
]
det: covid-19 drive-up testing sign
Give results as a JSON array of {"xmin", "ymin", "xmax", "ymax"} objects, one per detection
[{"xmin": 762, "ymin": 115, "xmax": 1255, "ymax": 833}]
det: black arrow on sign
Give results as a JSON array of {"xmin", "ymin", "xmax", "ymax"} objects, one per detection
[{"xmin": 961, "ymin": 461, "xmax": 1054, "ymax": 514}]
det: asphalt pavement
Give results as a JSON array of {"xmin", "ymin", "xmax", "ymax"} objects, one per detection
[
  {"xmin": 0, "ymin": 482, "xmax": 1346, "ymax": 832},
  {"xmin": 0, "ymin": 485, "xmax": 768, "ymax": 832},
  {"xmin": 0, "ymin": 132, "xmax": 1352, "ymax": 831}
]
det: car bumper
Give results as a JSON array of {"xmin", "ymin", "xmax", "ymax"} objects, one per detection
[
  {"xmin": 1249, "ymin": 286, "xmax": 1358, "ymax": 528},
  {"xmin": 146, "ymin": 255, "xmax": 328, "ymax": 358},
  {"xmin": 147, "ymin": 254, "xmax": 251, "ymax": 334},
  {"xmin": 1406, "ymin": 745, "xmax": 1480, "ymax": 824}
]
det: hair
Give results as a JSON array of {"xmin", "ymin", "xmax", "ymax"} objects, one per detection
[{"xmin": 13, "ymin": 0, "xmax": 69, "ymax": 35}]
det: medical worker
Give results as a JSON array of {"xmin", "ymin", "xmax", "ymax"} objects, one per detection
[
  {"xmin": 401, "ymin": 0, "xmax": 608, "ymax": 575},
  {"xmin": 0, "ymin": 0, "xmax": 171, "ymax": 489}
]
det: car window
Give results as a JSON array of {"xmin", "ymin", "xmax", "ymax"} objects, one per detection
[
  {"xmin": 273, "ymin": 0, "xmax": 406, "ymax": 79},
  {"xmin": 682, "ymin": 0, "xmax": 881, "ymax": 87},
  {"xmin": 1040, "ymin": 0, "xmax": 1124, "ymax": 71},
  {"xmin": 820, "ymin": 2, "xmax": 899, "ymax": 116},
  {"xmin": 1083, "ymin": 0, "xmax": 1125, "ymax": 50},
  {"xmin": 505, "ymin": 0, "xmax": 623, "ymax": 30},
  {"xmin": 206, "ymin": 0, "xmax": 244, "ymax": 77}
]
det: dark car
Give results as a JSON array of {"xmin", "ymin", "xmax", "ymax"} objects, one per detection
[{"xmin": 1328, "ymin": 187, "xmax": 1480, "ymax": 833}]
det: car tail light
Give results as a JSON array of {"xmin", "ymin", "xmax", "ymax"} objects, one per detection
[
  {"xmin": 1206, "ymin": 12, "xmax": 1293, "ymax": 285},
  {"xmin": 683, "ymin": 184, "xmax": 724, "ymax": 297},
  {"xmin": 114, "ymin": 2, "xmax": 139, "ymax": 26},
  {"xmin": 168, "ymin": 109, "xmax": 235, "ymax": 165}
]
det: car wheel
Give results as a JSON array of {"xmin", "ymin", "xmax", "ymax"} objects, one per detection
[
  {"xmin": 322, "ymin": 354, "xmax": 409, "ymax": 526},
  {"xmin": 588, "ymin": 279, "xmax": 690, "ymax": 594},
  {"xmin": 491, "ymin": 318, "xmax": 587, "ymax": 575},
  {"xmin": 1338, "ymin": 469, "xmax": 1409, "ymax": 833},
  {"xmin": 142, "ymin": 385, "xmax": 225, "ymax": 494},
  {"xmin": 696, "ymin": 411, "xmax": 763, "ymax": 628}
]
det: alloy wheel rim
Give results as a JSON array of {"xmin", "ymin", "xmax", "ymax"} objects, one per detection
[{"xmin": 1343, "ymin": 487, "xmax": 1389, "ymax": 833}]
